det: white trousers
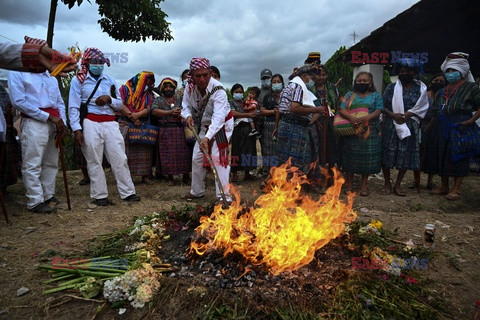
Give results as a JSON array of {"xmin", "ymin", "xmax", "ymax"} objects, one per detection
[
  {"xmin": 21, "ymin": 118, "xmax": 59, "ymax": 209},
  {"xmin": 82, "ymin": 119, "xmax": 136, "ymax": 200},
  {"xmin": 191, "ymin": 118, "xmax": 233, "ymax": 201}
]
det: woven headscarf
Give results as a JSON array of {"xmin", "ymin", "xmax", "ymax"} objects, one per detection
[
  {"xmin": 440, "ymin": 52, "xmax": 475, "ymax": 82},
  {"xmin": 76, "ymin": 48, "xmax": 111, "ymax": 84},
  {"xmin": 159, "ymin": 77, "xmax": 178, "ymax": 91},
  {"xmin": 24, "ymin": 36, "xmax": 47, "ymax": 46},
  {"xmin": 188, "ymin": 57, "xmax": 210, "ymax": 96},
  {"xmin": 119, "ymin": 71, "xmax": 155, "ymax": 112}
]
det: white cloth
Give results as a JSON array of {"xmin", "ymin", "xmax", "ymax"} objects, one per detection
[
  {"xmin": 68, "ymin": 73, "xmax": 123, "ymax": 132},
  {"xmin": 190, "ymin": 119, "xmax": 234, "ymax": 201},
  {"xmin": 391, "ymin": 80, "xmax": 429, "ymax": 140},
  {"xmin": 440, "ymin": 52, "xmax": 475, "ymax": 82},
  {"xmin": 21, "ymin": 119, "xmax": 59, "ymax": 209},
  {"xmin": 7, "ymin": 71, "xmax": 66, "ymax": 123},
  {"xmin": 290, "ymin": 76, "xmax": 317, "ymax": 107},
  {"xmin": 81, "ymin": 118, "xmax": 136, "ymax": 200},
  {"xmin": 0, "ymin": 43, "xmax": 24, "ymax": 71},
  {"xmin": 181, "ymin": 77, "xmax": 231, "ymax": 140}
]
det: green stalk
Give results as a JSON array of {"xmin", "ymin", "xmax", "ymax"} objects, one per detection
[
  {"xmin": 43, "ymin": 283, "xmax": 80, "ymax": 295},
  {"xmin": 43, "ymin": 274, "xmax": 76, "ymax": 284},
  {"xmin": 77, "ymin": 270, "xmax": 125, "ymax": 278},
  {"xmin": 58, "ymin": 277, "xmax": 85, "ymax": 287}
]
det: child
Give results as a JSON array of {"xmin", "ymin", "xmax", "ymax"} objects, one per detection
[{"xmin": 243, "ymin": 86, "xmax": 261, "ymax": 138}]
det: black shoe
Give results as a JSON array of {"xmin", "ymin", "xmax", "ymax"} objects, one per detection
[
  {"xmin": 30, "ymin": 203, "xmax": 55, "ymax": 214},
  {"xmin": 92, "ymin": 198, "xmax": 110, "ymax": 206},
  {"xmin": 45, "ymin": 197, "xmax": 60, "ymax": 205},
  {"xmin": 79, "ymin": 178, "xmax": 90, "ymax": 185},
  {"xmin": 123, "ymin": 194, "xmax": 140, "ymax": 202}
]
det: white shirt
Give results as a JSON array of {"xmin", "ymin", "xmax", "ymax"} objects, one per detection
[
  {"xmin": 68, "ymin": 72, "xmax": 123, "ymax": 132},
  {"xmin": 7, "ymin": 71, "xmax": 66, "ymax": 123},
  {"xmin": 181, "ymin": 77, "xmax": 230, "ymax": 140}
]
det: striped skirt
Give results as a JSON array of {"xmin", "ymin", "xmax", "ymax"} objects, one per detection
[
  {"xmin": 276, "ymin": 116, "xmax": 318, "ymax": 174},
  {"xmin": 341, "ymin": 122, "xmax": 381, "ymax": 175},
  {"xmin": 157, "ymin": 125, "xmax": 192, "ymax": 176},
  {"xmin": 119, "ymin": 120, "xmax": 153, "ymax": 177}
]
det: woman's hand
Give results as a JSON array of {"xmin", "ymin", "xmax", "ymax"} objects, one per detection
[
  {"xmin": 457, "ymin": 119, "xmax": 474, "ymax": 127},
  {"xmin": 131, "ymin": 112, "xmax": 140, "ymax": 122},
  {"xmin": 171, "ymin": 109, "xmax": 181, "ymax": 117},
  {"xmin": 392, "ymin": 113, "xmax": 406, "ymax": 124}
]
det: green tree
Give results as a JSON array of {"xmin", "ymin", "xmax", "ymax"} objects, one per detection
[
  {"xmin": 325, "ymin": 46, "xmax": 354, "ymax": 97},
  {"xmin": 47, "ymin": 0, "xmax": 173, "ymax": 46}
]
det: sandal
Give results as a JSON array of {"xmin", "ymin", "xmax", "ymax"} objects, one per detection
[
  {"xmin": 359, "ymin": 187, "xmax": 369, "ymax": 197},
  {"xmin": 445, "ymin": 192, "xmax": 460, "ymax": 201},
  {"xmin": 393, "ymin": 185, "xmax": 406, "ymax": 197},
  {"xmin": 231, "ymin": 173, "xmax": 239, "ymax": 182},
  {"xmin": 381, "ymin": 184, "xmax": 392, "ymax": 195},
  {"xmin": 182, "ymin": 192, "xmax": 204, "ymax": 201},
  {"xmin": 79, "ymin": 178, "xmax": 90, "ymax": 185}
]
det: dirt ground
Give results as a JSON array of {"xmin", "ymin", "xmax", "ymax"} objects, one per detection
[{"xmin": 0, "ymin": 167, "xmax": 479, "ymax": 320}]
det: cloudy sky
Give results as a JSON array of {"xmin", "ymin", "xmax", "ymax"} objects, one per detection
[{"xmin": 0, "ymin": 0, "xmax": 418, "ymax": 88}]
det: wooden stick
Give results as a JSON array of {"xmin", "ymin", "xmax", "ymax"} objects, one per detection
[{"xmin": 56, "ymin": 135, "xmax": 71, "ymax": 210}]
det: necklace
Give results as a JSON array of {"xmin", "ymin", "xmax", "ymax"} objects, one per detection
[{"xmin": 442, "ymin": 81, "xmax": 462, "ymax": 110}]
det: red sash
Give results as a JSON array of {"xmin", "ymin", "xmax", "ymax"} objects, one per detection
[{"xmin": 85, "ymin": 114, "xmax": 116, "ymax": 122}]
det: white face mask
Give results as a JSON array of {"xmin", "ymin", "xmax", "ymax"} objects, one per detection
[{"xmin": 182, "ymin": 79, "xmax": 188, "ymax": 88}]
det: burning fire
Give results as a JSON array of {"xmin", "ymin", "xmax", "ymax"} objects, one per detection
[{"xmin": 190, "ymin": 161, "xmax": 357, "ymax": 275}]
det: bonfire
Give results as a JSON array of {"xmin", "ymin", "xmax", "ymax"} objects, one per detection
[{"xmin": 190, "ymin": 161, "xmax": 357, "ymax": 275}]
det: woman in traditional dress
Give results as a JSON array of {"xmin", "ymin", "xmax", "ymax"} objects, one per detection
[
  {"xmin": 275, "ymin": 64, "xmax": 324, "ymax": 177},
  {"xmin": 0, "ymin": 86, "xmax": 19, "ymax": 193},
  {"xmin": 381, "ymin": 59, "xmax": 429, "ymax": 196},
  {"xmin": 260, "ymin": 74, "xmax": 283, "ymax": 176},
  {"xmin": 229, "ymin": 83, "xmax": 258, "ymax": 182},
  {"xmin": 311, "ymin": 65, "xmax": 339, "ymax": 168},
  {"xmin": 118, "ymin": 71, "xmax": 156, "ymax": 184},
  {"xmin": 412, "ymin": 73, "xmax": 446, "ymax": 190},
  {"xmin": 428, "ymin": 52, "xmax": 480, "ymax": 200},
  {"xmin": 339, "ymin": 72, "xmax": 383, "ymax": 196},
  {"xmin": 151, "ymin": 77, "xmax": 191, "ymax": 185}
]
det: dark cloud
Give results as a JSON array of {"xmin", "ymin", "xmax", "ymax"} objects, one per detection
[{"xmin": 0, "ymin": 0, "xmax": 49, "ymax": 26}]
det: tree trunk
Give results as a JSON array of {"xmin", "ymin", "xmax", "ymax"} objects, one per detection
[{"xmin": 47, "ymin": 0, "xmax": 58, "ymax": 47}]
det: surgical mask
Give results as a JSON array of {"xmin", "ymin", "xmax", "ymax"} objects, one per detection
[
  {"xmin": 182, "ymin": 79, "xmax": 188, "ymax": 88},
  {"xmin": 272, "ymin": 83, "xmax": 283, "ymax": 92},
  {"xmin": 306, "ymin": 79, "xmax": 315, "ymax": 90},
  {"xmin": 89, "ymin": 64, "xmax": 104, "ymax": 76},
  {"xmin": 353, "ymin": 83, "xmax": 370, "ymax": 93},
  {"xmin": 163, "ymin": 90, "xmax": 175, "ymax": 98},
  {"xmin": 233, "ymin": 93, "xmax": 244, "ymax": 101},
  {"xmin": 398, "ymin": 74, "xmax": 414, "ymax": 84},
  {"xmin": 261, "ymin": 79, "xmax": 271, "ymax": 88},
  {"xmin": 445, "ymin": 71, "xmax": 461, "ymax": 83}
]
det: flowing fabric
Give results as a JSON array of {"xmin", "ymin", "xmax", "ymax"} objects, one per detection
[{"xmin": 119, "ymin": 72, "xmax": 155, "ymax": 112}]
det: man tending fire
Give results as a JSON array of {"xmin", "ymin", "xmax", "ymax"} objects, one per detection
[{"xmin": 181, "ymin": 57, "xmax": 234, "ymax": 204}]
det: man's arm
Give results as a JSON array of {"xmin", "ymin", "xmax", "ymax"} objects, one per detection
[
  {"xmin": 7, "ymin": 72, "xmax": 49, "ymax": 122},
  {"xmin": 68, "ymin": 77, "xmax": 82, "ymax": 132},
  {"xmin": 205, "ymin": 90, "xmax": 229, "ymax": 140}
]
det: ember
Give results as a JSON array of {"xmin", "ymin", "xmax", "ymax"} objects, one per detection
[{"xmin": 190, "ymin": 161, "xmax": 357, "ymax": 275}]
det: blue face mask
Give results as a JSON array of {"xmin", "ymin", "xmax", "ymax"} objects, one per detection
[
  {"xmin": 261, "ymin": 79, "xmax": 271, "ymax": 88},
  {"xmin": 272, "ymin": 83, "xmax": 283, "ymax": 92},
  {"xmin": 233, "ymin": 93, "xmax": 244, "ymax": 101},
  {"xmin": 89, "ymin": 64, "xmax": 104, "ymax": 76},
  {"xmin": 182, "ymin": 79, "xmax": 188, "ymax": 88},
  {"xmin": 445, "ymin": 71, "xmax": 461, "ymax": 83},
  {"xmin": 306, "ymin": 79, "xmax": 315, "ymax": 90}
]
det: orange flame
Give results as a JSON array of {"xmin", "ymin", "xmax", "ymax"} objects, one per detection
[{"xmin": 189, "ymin": 161, "xmax": 357, "ymax": 275}]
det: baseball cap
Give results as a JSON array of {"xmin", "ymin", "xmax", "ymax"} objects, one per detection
[{"xmin": 260, "ymin": 68, "xmax": 272, "ymax": 79}]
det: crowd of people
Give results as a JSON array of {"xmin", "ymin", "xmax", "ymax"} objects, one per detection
[{"xmin": 1, "ymin": 37, "xmax": 480, "ymax": 214}]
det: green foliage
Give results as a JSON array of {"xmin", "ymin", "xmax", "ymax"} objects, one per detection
[
  {"xmin": 382, "ymin": 70, "xmax": 392, "ymax": 94},
  {"xmin": 325, "ymin": 46, "xmax": 354, "ymax": 96},
  {"xmin": 60, "ymin": 0, "xmax": 173, "ymax": 42},
  {"xmin": 329, "ymin": 273, "xmax": 445, "ymax": 320}
]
